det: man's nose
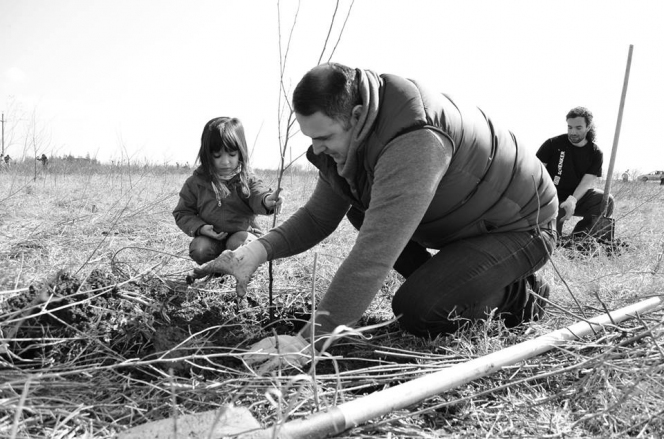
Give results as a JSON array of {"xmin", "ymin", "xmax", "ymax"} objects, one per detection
[{"xmin": 312, "ymin": 142, "xmax": 325, "ymax": 155}]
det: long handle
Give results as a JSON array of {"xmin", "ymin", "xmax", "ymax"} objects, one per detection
[
  {"xmin": 273, "ymin": 296, "xmax": 661, "ymax": 438},
  {"xmin": 602, "ymin": 44, "xmax": 633, "ymax": 215}
]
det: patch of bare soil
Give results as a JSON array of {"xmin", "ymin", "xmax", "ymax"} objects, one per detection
[{"xmin": 0, "ymin": 269, "xmax": 316, "ymax": 378}]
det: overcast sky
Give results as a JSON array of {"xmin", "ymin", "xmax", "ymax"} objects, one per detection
[{"xmin": 1, "ymin": 0, "xmax": 662, "ymax": 174}]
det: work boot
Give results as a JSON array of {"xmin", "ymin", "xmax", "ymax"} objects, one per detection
[
  {"xmin": 502, "ymin": 273, "xmax": 550, "ymax": 328},
  {"xmin": 522, "ymin": 272, "xmax": 550, "ymax": 322}
]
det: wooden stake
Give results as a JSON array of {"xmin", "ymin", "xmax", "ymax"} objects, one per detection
[{"xmin": 601, "ymin": 44, "xmax": 633, "ymax": 215}]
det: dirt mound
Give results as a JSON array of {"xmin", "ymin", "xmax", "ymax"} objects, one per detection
[
  {"xmin": 1, "ymin": 269, "xmax": 311, "ymax": 377},
  {"xmin": 2, "ymin": 270, "xmax": 122, "ymax": 362}
]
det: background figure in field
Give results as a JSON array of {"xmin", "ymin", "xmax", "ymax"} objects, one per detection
[
  {"xmin": 173, "ymin": 117, "xmax": 283, "ymax": 265},
  {"xmin": 204, "ymin": 63, "xmax": 558, "ymax": 370},
  {"xmin": 37, "ymin": 154, "xmax": 49, "ymax": 168},
  {"xmin": 537, "ymin": 106, "xmax": 614, "ymax": 240},
  {"xmin": 622, "ymin": 169, "xmax": 629, "ymax": 182}
]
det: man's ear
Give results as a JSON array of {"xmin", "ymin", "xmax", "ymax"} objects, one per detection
[{"xmin": 351, "ymin": 105, "xmax": 363, "ymax": 124}]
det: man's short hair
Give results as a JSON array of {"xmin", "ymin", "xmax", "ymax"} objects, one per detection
[
  {"xmin": 292, "ymin": 63, "xmax": 361, "ymax": 129},
  {"xmin": 566, "ymin": 106, "xmax": 596, "ymax": 143}
]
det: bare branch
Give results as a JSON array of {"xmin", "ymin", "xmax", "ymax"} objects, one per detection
[
  {"xmin": 326, "ymin": 0, "xmax": 355, "ymax": 63},
  {"xmin": 317, "ymin": 0, "xmax": 341, "ymax": 65}
]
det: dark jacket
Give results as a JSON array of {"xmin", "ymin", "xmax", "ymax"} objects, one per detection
[
  {"xmin": 308, "ymin": 74, "xmax": 557, "ymax": 248},
  {"xmin": 173, "ymin": 166, "xmax": 275, "ymax": 237}
]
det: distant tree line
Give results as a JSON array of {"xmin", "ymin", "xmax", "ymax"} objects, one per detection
[
  {"xmin": 0, "ymin": 152, "xmax": 318, "ymax": 177},
  {"xmin": 0, "ymin": 153, "xmax": 186, "ymax": 175}
]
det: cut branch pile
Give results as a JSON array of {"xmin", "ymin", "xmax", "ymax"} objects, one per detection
[{"xmin": 1, "ymin": 267, "xmax": 662, "ymax": 438}]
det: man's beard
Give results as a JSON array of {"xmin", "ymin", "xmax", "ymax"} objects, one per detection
[{"xmin": 568, "ymin": 134, "xmax": 585, "ymax": 144}]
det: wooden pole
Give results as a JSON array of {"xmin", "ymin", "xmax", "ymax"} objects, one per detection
[
  {"xmin": 1, "ymin": 112, "xmax": 5, "ymax": 156},
  {"xmin": 601, "ymin": 44, "xmax": 633, "ymax": 215},
  {"xmin": 271, "ymin": 296, "xmax": 661, "ymax": 438},
  {"xmin": 119, "ymin": 297, "xmax": 662, "ymax": 439}
]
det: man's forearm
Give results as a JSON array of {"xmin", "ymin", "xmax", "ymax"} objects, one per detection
[
  {"xmin": 258, "ymin": 176, "xmax": 349, "ymax": 260},
  {"xmin": 572, "ymin": 174, "xmax": 599, "ymax": 200}
]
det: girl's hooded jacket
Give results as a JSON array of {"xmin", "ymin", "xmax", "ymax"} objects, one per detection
[{"xmin": 173, "ymin": 166, "xmax": 275, "ymax": 237}]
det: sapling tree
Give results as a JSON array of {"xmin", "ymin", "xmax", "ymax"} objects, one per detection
[{"xmin": 267, "ymin": 0, "xmax": 355, "ymax": 321}]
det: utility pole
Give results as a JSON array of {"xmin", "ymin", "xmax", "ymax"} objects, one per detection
[{"xmin": 1, "ymin": 112, "xmax": 5, "ymax": 156}]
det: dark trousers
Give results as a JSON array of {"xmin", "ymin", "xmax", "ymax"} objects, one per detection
[
  {"xmin": 556, "ymin": 189, "xmax": 614, "ymax": 238},
  {"xmin": 346, "ymin": 208, "xmax": 556, "ymax": 337},
  {"xmin": 188, "ymin": 230, "xmax": 259, "ymax": 264},
  {"xmin": 189, "ymin": 236, "xmax": 227, "ymax": 265}
]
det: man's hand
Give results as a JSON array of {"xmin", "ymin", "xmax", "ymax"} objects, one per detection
[
  {"xmin": 198, "ymin": 225, "xmax": 228, "ymax": 240},
  {"xmin": 245, "ymin": 334, "xmax": 312, "ymax": 372},
  {"xmin": 559, "ymin": 195, "xmax": 577, "ymax": 221},
  {"xmin": 191, "ymin": 240, "xmax": 267, "ymax": 296}
]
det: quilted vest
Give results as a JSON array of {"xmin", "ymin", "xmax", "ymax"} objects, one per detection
[{"xmin": 307, "ymin": 74, "xmax": 557, "ymax": 247}]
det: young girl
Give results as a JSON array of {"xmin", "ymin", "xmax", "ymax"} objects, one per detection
[{"xmin": 173, "ymin": 117, "xmax": 282, "ymax": 265}]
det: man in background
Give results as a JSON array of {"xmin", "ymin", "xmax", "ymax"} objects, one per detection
[{"xmin": 537, "ymin": 106, "xmax": 614, "ymax": 240}]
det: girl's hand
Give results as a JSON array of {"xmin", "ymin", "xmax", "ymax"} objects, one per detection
[
  {"xmin": 199, "ymin": 225, "xmax": 228, "ymax": 240},
  {"xmin": 264, "ymin": 189, "xmax": 284, "ymax": 214}
]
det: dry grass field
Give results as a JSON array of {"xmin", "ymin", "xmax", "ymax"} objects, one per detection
[{"xmin": 1, "ymin": 162, "xmax": 663, "ymax": 438}]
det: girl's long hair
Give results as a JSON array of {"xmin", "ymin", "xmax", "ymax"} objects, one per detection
[{"xmin": 197, "ymin": 117, "xmax": 251, "ymax": 198}]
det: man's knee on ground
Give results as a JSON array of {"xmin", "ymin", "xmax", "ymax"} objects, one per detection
[
  {"xmin": 394, "ymin": 311, "xmax": 462, "ymax": 338},
  {"xmin": 392, "ymin": 294, "xmax": 477, "ymax": 338}
]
